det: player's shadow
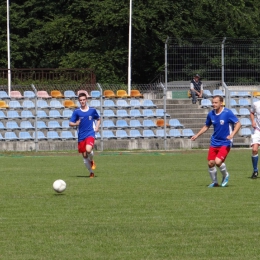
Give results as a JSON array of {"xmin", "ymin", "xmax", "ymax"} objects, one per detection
[
  {"xmin": 75, "ymin": 175, "xmax": 98, "ymax": 178},
  {"xmin": 53, "ymin": 193, "xmax": 66, "ymax": 196}
]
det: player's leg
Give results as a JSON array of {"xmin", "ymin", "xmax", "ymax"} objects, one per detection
[
  {"xmin": 191, "ymin": 91, "xmax": 197, "ymax": 104},
  {"xmin": 85, "ymin": 136, "xmax": 96, "ymax": 171},
  {"xmin": 207, "ymin": 147, "xmax": 218, "ymax": 187},
  {"xmin": 215, "ymin": 146, "xmax": 230, "ymax": 187},
  {"xmin": 251, "ymin": 141, "xmax": 259, "ymax": 179}
]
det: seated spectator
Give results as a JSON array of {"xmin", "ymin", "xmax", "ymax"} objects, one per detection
[{"xmin": 190, "ymin": 74, "xmax": 208, "ymax": 104}]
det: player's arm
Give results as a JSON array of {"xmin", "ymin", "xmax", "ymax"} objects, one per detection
[
  {"xmin": 95, "ymin": 118, "xmax": 101, "ymax": 132},
  {"xmin": 191, "ymin": 125, "xmax": 209, "ymax": 141},
  {"xmin": 250, "ymin": 111, "xmax": 256, "ymax": 129},
  {"xmin": 227, "ymin": 121, "xmax": 241, "ymax": 140},
  {"xmin": 69, "ymin": 112, "xmax": 80, "ymax": 127},
  {"xmin": 69, "ymin": 120, "xmax": 80, "ymax": 127}
]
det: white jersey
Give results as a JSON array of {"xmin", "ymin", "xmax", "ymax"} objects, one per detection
[{"xmin": 251, "ymin": 100, "xmax": 260, "ymax": 131}]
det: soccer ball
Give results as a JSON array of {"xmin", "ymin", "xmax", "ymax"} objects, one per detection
[{"xmin": 53, "ymin": 179, "xmax": 66, "ymax": 193}]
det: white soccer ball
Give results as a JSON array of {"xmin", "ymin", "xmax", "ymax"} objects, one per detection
[{"xmin": 53, "ymin": 179, "xmax": 66, "ymax": 193}]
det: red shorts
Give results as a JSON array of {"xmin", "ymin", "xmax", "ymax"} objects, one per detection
[
  {"xmin": 78, "ymin": 137, "xmax": 95, "ymax": 153},
  {"xmin": 207, "ymin": 146, "xmax": 230, "ymax": 162}
]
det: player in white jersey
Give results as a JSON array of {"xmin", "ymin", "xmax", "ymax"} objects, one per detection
[
  {"xmin": 191, "ymin": 95, "xmax": 241, "ymax": 187},
  {"xmin": 250, "ymin": 99, "xmax": 260, "ymax": 178}
]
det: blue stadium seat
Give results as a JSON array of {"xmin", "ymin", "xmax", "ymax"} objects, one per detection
[
  {"xmin": 239, "ymin": 128, "xmax": 252, "ymax": 137},
  {"xmin": 37, "ymin": 100, "xmax": 50, "ymax": 109},
  {"xmin": 155, "ymin": 109, "xmax": 170, "ymax": 118},
  {"xmin": 116, "ymin": 99, "xmax": 131, "ymax": 108},
  {"xmin": 142, "ymin": 99, "xmax": 156, "ymax": 108},
  {"xmin": 22, "ymin": 100, "xmax": 35, "ymax": 109},
  {"xmin": 129, "ymin": 119, "xmax": 143, "ymax": 128},
  {"xmin": 238, "ymin": 99, "xmax": 250, "ymax": 107},
  {"xmin": 103, "ymin": 109, "xmax": 117, "ymax": 118},
  {"xmin": 230, "ymin": 99, "xmax": 238, "ymax": 107},
  {"xmin": 35, "ymin": 121, "xmax": 48, "ymax": 129},
  {"xmin": 20, "ymin": 121, "xmax": 34, "ymax": 130},
  {"xmin": 5, "ymin": 132, "xmax": 18, "ymax": 140},
  {"xmin": 156, "ymin": 129, "xmax": 168, "ymax": 138},
  {"xmin": 116, "ymin": 119, "xmax": 129, "ymax": 129},
  {"xmin": 103, "ymin": 120, "xmax": 116, "ymax": 129},
  {"xmin": 37, "ymin": 110, "xmax": 49, "ymax": 118},
  {"xmin": 33, "ymin": 131, "xmax": 47, "ymax": 140},
  {"xmin": 24, "ymin": 91, "xmax": 35, "ymax": 99},
  {"xmin": 237, "ymin": 91, "xmax": 251, "ymax": 98},
  {"xmin": 90, "ymin": 100, "xmax": 101, "ymax": 108},
  {"xmin": 116, "ymin": 109, "xmax": 130, "ymax": 118},
  {"xmin": 90, "ymin": 90, "xmax": 101, "ymax": 98},
  {"xmin": 240, "ymin": 118, "xmax": 251, "ymax": 127},
  {"xmin": 129, "ymin": 109, "xmax": 143, "ymax": 118},
  {"xmin": 143, "ymin": 129, "xmax": 155, "ymax": 138},
  {"xmin": 0, "ymin": 122, "xmax": 6, "ymax": 130},
  {"xmin": 48, "ymin": 120, "xmax": 62, "ymax": 129},
  {"xmin": 239, "ymin": 108, "xmax": 250, "ymax": 117},
  {"xmin": 230, "ymin": 92, "xmax": 238, "ymax": 98},
  {"xmin": 0, "ymin": 90, "xmax": 10, "ymax": 99},
  {"xmin": 49, "ymin": 110, "xmax": 63, "ymax": 118},
  {"xmin": 201, "ymin": 99, "xmax": 212, "ymax": 108},
  {"xmin": 142, "ymin": 109, "xmax": 155, "ymax": 118},
  {"xmin": 61, "ymin": 120, "xmax": 70, "ymax": 129},
  {"xmin": 6, "ymin": 121, "xmax": 20, "ymax": 130},
  {"xmin": 21, "ymin": 110, "xmax": 35, "ymax": 119},
  {"xmin": 95, "ymin": 132, "xmax": 101, "ymax": 139},
  {"xmin": 168, "ymin": 129, "xmax": 182, "ymax": 138},
  {"xmin": 143, "ymin": 119, "xmax": 156, "ymax": 128},
  {"xmin": 60, "ymin": 131, "xmax": 75, "ymax": 140},
  {"xmin": 7, "ymin": 110, "xmax": 21, "ymax": 119},
  {"xmin": 203, "ymin": 89, "xmax": 213, "ymax": 97},
  {"xmin": 0, "ymin": 110, "xmax": 7, "ymax": 119},
  {"xmin": 0, "ymin": 133, "xmax": 4, "ymax": 141},
  {"xmin": 64, "ymin": 90, "xmax": 77, "ymax": 99},
  {"xmin": 129, "ymin": 129, "xmax": 143, "ymax": 138},
  {"xmin": 19, "ymin": 131, "xmax": 33, "ymax": 141},
  {"xmin": 213, "ymin": 89, "xmax": 225, "ymax": 97},
  {"xmin": 50, "ymin": 100, "xmax": 64, "ymax": 109},
  {"xmin": 116, "ymin": 130, "xmax": 129, "ymax": 139},
  {"xmin": 182, "ymin": 129, "xmax": 195, "ymax": 138},
  {"xmin": 103, "ymin": 130, "xmax": 116, "ymax": 139},
  {"xmin": 9, "ymin": 100, "xmax": 22, "ymax": 109},
  {"xmin": 130, "ymin": 99, "xmax": 141, "ymax": 108},
  {"xmin": 168, "ymin": 119, "xmax": 184, "ymax": 128},
  {"xmin": 103, "ymin": 100, "xmax": 117, "ymax": 108},
  {"xmin": 47, "ymin": 131, "xmax": 61, "ymax": 140},
  {"xmin": 231, "ymin": 108, "xmax": 239, "ymax": 116},
  {"xmin": 62, "ymin": 109, "xmax": 73, "ymax": 118}
]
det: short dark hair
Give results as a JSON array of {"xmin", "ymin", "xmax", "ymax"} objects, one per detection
[
  {"xmin": 78, "ymin": 93, "xmax": 87, "ymax": 99},
  {"xmin": 213, "ymin": 95, "xmax": 223, "ymax": 102}
]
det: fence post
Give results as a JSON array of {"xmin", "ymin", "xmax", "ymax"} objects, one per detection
[
  {"xmin": 221, "ymin": 37, "xmax": 226, "ymax": 86},
  {"xmin": 160, "ymin": 82, "xmax": 167, "ymax": 151},
  {"xmin": 31, "ymin": 84, "xmax": 38, "ymax": 152},
  {"xmin": 96, "ymin": 83, "xmax": 103, "ymax": 152}
]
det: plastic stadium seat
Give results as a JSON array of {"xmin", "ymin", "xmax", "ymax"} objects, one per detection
[
  {"xmin": 51, "ymin": 90, "xmax": 64, "ymax": 98},
  {"xmin": 230, "ymin": 99, "xmax": 238, "ymax": 107},
  {"xmin": 155, "ymin": 109, "xmax": 170, "ymax": 118},
  {"xmin": 201, "ymin": 99, "xmax": 212, "ymax": 108},
  {"xmin": 103, "ymin": 130, "xmax": 116, "ymax": 139},
  {"xmin": 239, "ymin": 128, "xmax": 252, "ymax": 137},
  {"xmin": 77, "ymin": 90, "xmax": 91, "ymax": 98},
  {"xmin": 0, "ymin": 133, "xmax": 4, "ymax": 141},
  {"xmin": 130, "ymin": 90, "xmax": 143, "ymax": 98},
  {"xmin": 237, "ymin": 92, "xmax": 251, "ymax": 98},
  {"xmin": 0, "ymin": 100, "xmax": 9, "ymax": 109},
  {"xmin": 103, "ymin": 100, "xmax": 117, "ymax": 108},
  {"xmin": 61, "ymin": 120, "xmax": 70, "ymax": 129},
  {"xmin": 50, "ymin": 100, "xmax": 64, "ymax": 109},
  {"xmin": 143, "ymin": 119, "xmax": 156, "ymax": 128},
  {"xmin": 90, "ymin": 100, "xmax": 101, "ymax": 108},
  {"xmin": 143, "ymin": 129, "xmax": 155, "ymax": 138},
  {"xmin": 168, "ymin": 129, "xmax": 182, "ymax": 138},
  {"xmin": 129, "ymin": 129, "xmax": 143, "ymax": 138},
  {"xmin": 182, "ymin": 129, "xmax": 195, "ymax": 138},
  {"xmin": 130, "ymin": 99, "xmax": 141, "ymax": 108},
  {"xmin": 35, "ymin": 121, "xmax": 48, "ymax": 129},
  {"xmin": 10, "ymin": 90, "xmax": 24, "ymax": 99},
  {"xmin": 168, "ymin": 119, "xmax": 184, "ymax": 128},
  {"xmin": 142, "ymin": 99, "xmax": 156, "ymax": 108},
  {"xmin": 156, "ymin": 119, "xmax": 170, "ymax": 127},
  {"xmin": 116, "ymin": 99, "xmax": 131, "ymax": 108},
  {"xmin": 213, "ymin": 89, "xmax": 225, "ymax": 97},
  {"xmin": 0, "ymin": 91, "xmax": 10, "ymax": 99},
  {"xmin": 230, "ymin": 92, "xmax": 239, "ymax": 98},
  {"xmin": 60, "ymin": 131, "xmax": 75, "ymax": 140},
  {"xmin": 129, "ymin": 109, "xmax": 143, "ymax": 118},
  {"xmin": 63, "ymin": 100, "xmax": 78, "ymax": 108},
  {"xmin": 24, "ymin": 90, "xmax": 35, "ymax": 99},
  {"xmin": 20, "ymin": 121, "xmax": 34, "ymax": 129},
  {"xmin": 203, "ymin": 89, "xmax": 212, "ymax": 97},
  {"xmin": 231, "ymin": 108, "xmax": 239, "ymax": 116},
  {"xmin": 37, "ymin": 100, "xmax": 50, "ymax": 109},
  {"xmin": 5, "ymin": 132, "xmax": 18, "ymax": 141},
  {"xmin": 33, "ymin": 131, "xmax": 47, "ymax": 140},
  {"xmin": 103, "ymin": 109, "xmax": 117, "ymax": 118},
  {"xmin": 49, "ymin": 110, "xmax": 63, "ymax": 118},
  {"xmin": 6, "ymin": 121, "xmax": 20, "ymax": 130},
  {"xmin": 48, "ymin": 120, "xmax": 62, "ymax": 129},
  {"xmin": 7, "ymin": 110, "xmax": 21, "ymax": 119},
  {"xmin": 240, "ymin": 118, "xmax": 251, "ymax": 127},
  {"xmin": 116, "ymin": 119, "xmax": 129, "ymax": 128},
  {"xmin": 253, "ymin": 91, "xmax": 260, "ymax": 97},
  {"xmin": 116, "ymin": 130, "xmax": 129, "ymax": 139},
  {"xmin": 238, "ymin": 99, "xmax": 250, "ymax": 107},
  {"xmin": 37, "ymin": 91, "xmax": 51, "ymax": 99},
  {"xmin": 103, "ymin": 120, "xmax": 116, "ymax": 129},
  {"xmin": 90, "ymin": 90, "xmax": 101, "ymax": 98},
  {"xmin": 64, "ymin": 90, "xmax": 77, "ymax": 99},
  {"xmin": 116, "ymin": 90, "xmax": 130, "ymax": 98},
  {"xmin": 95, "ymin": 132, "xmax": 101, "ymax": 139},
  {"xmin": 129, "ymin": 119, "xmax": 143, "ymax": 128},
  {"xmin": 19, "ymin": 131, "xmax": 33, "ymax": 141},
  {"xmin": 47, "ymin": 131, "xmax": 61, "ymax": 140},
  {"xmin": 0, "ymin": 122, "xmax": 6, "ymax": 130},
  {"xmin": 37, "ymin": 110, "xmax": 49, "ymax": 118},
  {"xmin": 116, "ymin": 109, "xmax": 130, "ymax": 118},
  {"xmin": 142, "ymin": 109, "xmax": 155, "ymax": 118},
  {"xmin": 103, "ymin": 90, "xmax": 116, "ymax": 98},
  {"xmin": 62, "ymin": 109, "xmax": 73, "ymax": 118},
  {"xmin": 239, "ymin": 108, "xmax": 250, "ymax": 117},
  {"xmin": 156, "ymin": 129, "xmax": 168, "ymax": 138},
  {"xmin": 21, "ymin": 110, "xmax": 35, "ymax": 119},
  {"xmin": 0, "ymin": 111, "xmax": 7, "ymax": 119},
  {"xmin": 22, "ymin": 100, "xmax": 35, "ymax": 109}
]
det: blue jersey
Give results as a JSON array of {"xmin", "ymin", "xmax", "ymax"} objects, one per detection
[
  {"xmin": 205, "ymin": 107, "xmax": 239, "ymax": 147},
  {"xmin": 70, "ymin": 107, "xmax": 100, "ymax": 142}
]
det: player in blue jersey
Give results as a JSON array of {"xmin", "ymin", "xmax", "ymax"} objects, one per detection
[
  {"xmin": 191, "ymin": 95, "xmax": 241, "ymax": 187},
  {"xmin": 69, "ymin": 92, "xmax": 100, "ymax": 178}
]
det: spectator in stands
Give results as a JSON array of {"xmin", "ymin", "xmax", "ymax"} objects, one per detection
[
  {"xmin": 190, "ymin": 74, "xmax": 208, "ymax": 104},
  {"xmin": 69, "ymin": 93, "xmax": 100, "ymax": 178},
  {"xmin": 191, "ymin": 95, "xmax": 241, "ymax": 187}
]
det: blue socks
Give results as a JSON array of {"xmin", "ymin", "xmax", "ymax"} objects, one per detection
[{"xmin": 252, "ymin": 154, "xmax": 258, "ymax": 172}]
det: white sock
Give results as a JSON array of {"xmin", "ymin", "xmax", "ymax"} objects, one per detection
[
  {"xmin": 88, "ymin": 150, "xmax": 94, "ymax": 161},
  {"xmin": 83, "ymin": 158, "xmax": 92, "ymax": 173},
  {"xmin": 219, "ymin": 163, "xmax": 228, "ymax": 178},
  {"xmin": 208, "ymin": 167, "xmax": 217, "ymax": 183}
]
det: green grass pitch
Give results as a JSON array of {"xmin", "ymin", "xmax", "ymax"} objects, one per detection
[{"xmin": 1, "ymin": 149, "xmax": 260, "ymax": 260}]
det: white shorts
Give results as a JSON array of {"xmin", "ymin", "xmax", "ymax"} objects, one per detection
[{"xmin": 251, "ymin": 130, "xmax": 260, "ymax": 146}]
